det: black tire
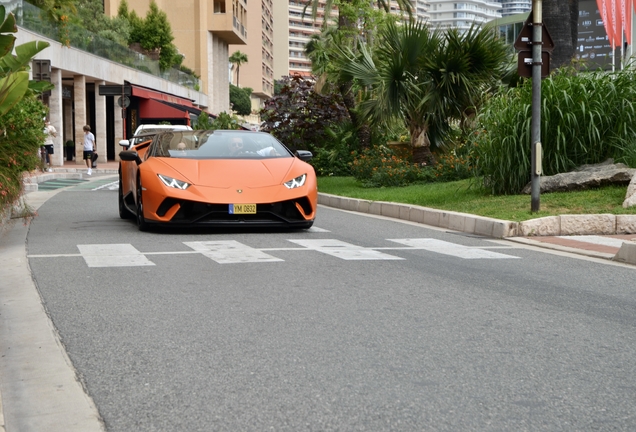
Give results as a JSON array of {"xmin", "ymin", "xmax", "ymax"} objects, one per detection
[
  {"xmin": 118, "ymin": 172, "xmax": 133, "ymax": 219},
  {"xmin": 136, "ymin": 176, "xmax": 149, "ymax": 232}
]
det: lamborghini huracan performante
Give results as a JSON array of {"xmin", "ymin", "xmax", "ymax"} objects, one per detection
[{"xmin": 118, "ymin": 130, "xmax": 317, "ymax": 231}]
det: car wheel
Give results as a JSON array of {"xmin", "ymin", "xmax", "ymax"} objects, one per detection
[
  {"xmin": 118, "ymin": 171, "xmax": 133, "ymax": 219},
  {"xmin": 136, "ymin": 176, "xmax": 149, "ymax": 232}
]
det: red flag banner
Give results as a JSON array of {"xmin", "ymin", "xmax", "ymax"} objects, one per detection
[
  {"xmin": 625, "ymin": 0, "xmax": 633, "ymax": 44},
  {"xmin": 597, "ymin": 0, "xmax": 613, "ymax": 46},
  {"xmin": 610, "ymin": 0, "xmax": 620, "ymax": 46}
]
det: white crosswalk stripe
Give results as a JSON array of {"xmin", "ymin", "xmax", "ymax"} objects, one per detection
[
  {"xmin": 33, "ymin": 238, "xmax": 520, "ymax": 267},
  {"xmin": 288, "ymin": 239, "xmax": 404, "ymax": 260},
  {"xmin": 388, "ymin": 238, "xmax": 519, "ymax": 259},
  {"xmin": 184, "ymin": 240, "xmax": 284, "ymax": 264},
  {"xmin": 77, "ymin": 244, "xmax": 155, "ymax": 267}
]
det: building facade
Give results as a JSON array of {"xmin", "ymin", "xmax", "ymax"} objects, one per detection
[
  {"xmin": 496, "ymin": 0, "xmax": 531, "ymax": 17},
  {"xmin": 103, "ymin": 0, "xmax": 248, "ymax": 115},
  {"xmin": 229, "ymin": 0, "xmax": 275, "ymax": 116},
  {"xmin": 429, "ymin": 0, "xmax": 501, "ymax": 31}
]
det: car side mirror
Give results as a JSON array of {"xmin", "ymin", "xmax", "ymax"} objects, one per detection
[
  {"xmin": 295, "ymin": 150, "xmax": 313, "ymax": 162},
  {"xmin": 119, "ymin": 150, "xmax": 142, "ymax": 165},
  {"xmin": 119, "ymin": 139, "xmax": 130, "ymax": 150}
]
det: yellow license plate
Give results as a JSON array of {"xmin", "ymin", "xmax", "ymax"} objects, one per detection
[{"xmin": 229, "ymin": 203, "xmax": 256, "ymax": 214}]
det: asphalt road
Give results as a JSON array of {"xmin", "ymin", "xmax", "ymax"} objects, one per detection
[{"xmin": 19, "ymin": 176, "xmax": 636, "ymax": 431}]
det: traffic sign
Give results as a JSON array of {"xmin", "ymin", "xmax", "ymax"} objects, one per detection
[
  {"xmin": 517, "ymin": 50, "xmax": 550, "ymax": 78},
  {"xmin": 513, "ymin": 12, "xmax": 555, "ymax": 52},
  {"xmin": 117, "ymin": 96, "xmax": 131, "ymax": 108}
]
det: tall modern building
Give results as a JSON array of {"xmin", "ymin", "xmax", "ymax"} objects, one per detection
[
  {"xmin": 229, "ymin": 0, "xmax": 275, "ymax": 114},
  {"xmin": 428, "ymin": 0, "xmax": 502, "ymax": 31},
  {"xmin": 497, "ymin": 0, "xmax": 531, "ymax": 17},
  {"xmin": 103, "ymin": 0, "xmax": 248, "ymax": 114}
]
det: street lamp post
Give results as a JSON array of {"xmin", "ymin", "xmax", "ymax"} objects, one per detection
[{"xmin": 530, "ymin": 0, "xmax": 543, "ymax": 212}]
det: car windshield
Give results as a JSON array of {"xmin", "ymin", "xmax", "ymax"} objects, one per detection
[{"xmin": 152, "ymin": 130, "xmax": 293, "ymax": 159}]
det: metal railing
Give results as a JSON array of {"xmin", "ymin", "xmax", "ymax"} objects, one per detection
[{"xmin": 9, "ymin": 1, "xmax": 200, "ymax": 90}]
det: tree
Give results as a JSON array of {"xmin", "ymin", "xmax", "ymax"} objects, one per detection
[
  {"xmin": 303, "ymin": 0, "xmax": 413, "ymax": 149},
  {"xmin": 229, "ymin": 51, "xmax": 248, "ymax": 87},
  {"xmin": 260, "ymin": 75, "xmax": 349, "ymax": 152},
  {"xmin": 543, "ymin": 0, "xmax": 578, "ymax": 71},
  {"xmin": 71, "ymin": 0, "xmax": 130, "ymax": 46},
  {"xmin": 340, "ymin": 20, "xmax": 510, "ymax": 165},
  {"xmin": 230, "ymin": 84, "xmax": 251, "ymax": 115},
  {"xmin": 27, "ymin": 0, "xmax": 76, "ymax": 22},
  {"xmin": 140, "ymin": 1, "xmax": 179, "ymax": 71}
]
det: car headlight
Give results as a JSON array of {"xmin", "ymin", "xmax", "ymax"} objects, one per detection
[
  {"xmin": 158, "ymin": 174, "xmax": 190, "ymax": 190},
  {"xmin": 284, "ymin": 173, "xmax": 306, "ymax": 189}
]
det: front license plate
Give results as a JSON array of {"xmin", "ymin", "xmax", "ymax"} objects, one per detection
[{"xmin": 229, "ymin": 203, "xmax": 256, "ymax": 214}]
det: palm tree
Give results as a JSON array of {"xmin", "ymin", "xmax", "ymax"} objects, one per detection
[
  {"xmin": 543, "ymin": 0, "xmax": 578, "ymax": 70},
  {"xmin": 340, "ymin": 20, "xmax": 511, "ymax": 165},
  {"xmin": 302, "ymin": 0, "xmax": 414, "ymax": 148},
  {"xmin": 229, "ymin": 51, "xmax": 248, "ymax": 87}
]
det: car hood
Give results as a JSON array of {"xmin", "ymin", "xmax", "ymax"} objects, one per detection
[{"xmin": 155, "ymin": 157, "xmax": 301, "ymax": 188}]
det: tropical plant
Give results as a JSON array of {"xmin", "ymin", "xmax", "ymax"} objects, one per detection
[
  {"xmin": 0, "ymin": 92, "xmax": 48, "ymax": 212},
  {"xmin": 309, "ymin": 122, "xmax": 358, "ymax": 177},
  {"xmin": 340, "ymin": 20, "xmax": 511, "ymax": 166},
  {"xmin": 0, "ymin": 6, "xmax": 51, "ymax": 116},
  {"xmin": 209, "ymin": 111, "xmax": 242, "ymax": 130},
  {"xmin": 473, "ymin": 68, "xmax": 636, "ymax": 195},
  {"xmin": 229, "ymin": 51, "xmax": 248, "ymax": 87}
]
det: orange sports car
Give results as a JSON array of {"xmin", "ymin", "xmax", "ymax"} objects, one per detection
[{"xmin": 118, "ymin": 129, "xmax": 317, "ymax": 231}]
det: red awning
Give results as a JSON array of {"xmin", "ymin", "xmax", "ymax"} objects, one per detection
[
  {"xmin": 131, "ymin": 85, "xmax": 194, "ymax": 107},
  {"xmin": 138, "ymin": 98, "xmax": 191, "ymax": 120}
]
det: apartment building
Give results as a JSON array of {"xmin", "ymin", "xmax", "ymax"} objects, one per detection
[
  {"xmin": 103, "ymin": 0, "xmax": 248, "ymax": 114},
  {"xmin": 496, "ymin": 0, "xmax": 531, "ymax": 17},
  {"xmin": 229, "ymin": 0, "xmax": 275, "ymax": 114},
  {"xmin": 429, "ymin": 0, "xmax": 501, "ymax": 31},
  {"xmin": 273, "ymin": 1, "xmax": 429, "ymax": 81}
]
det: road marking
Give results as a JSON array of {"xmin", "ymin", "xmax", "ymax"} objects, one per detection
[
  {"xmin": 557, "ymin": 235, "xmax": 627, "ymax": 248},
  {"xmin": 388, "ymin": 238, "xmax": 519, "ymax": 259},
  {"xmin": 77, "ymin": 244, "xmax": 155, "ymax": 267},
  {"xmin": 93, "ymin": 181, "xmax": 119, "ymax": 191},
  {"xmin": 307, "ymin": 226, "xmax": 330, "ymax": 233},
  {"xmin": 183, "ymin": 240, "xmax": 284, "ymax": 264},
  {"xmin": 30, "ymin": 238, "xmax": 520, "ymax": 267},
  {"xmin": 288, "ymin": 239, "xmax": 404, "ymax": 260}
]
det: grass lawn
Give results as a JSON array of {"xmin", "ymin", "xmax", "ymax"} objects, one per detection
[{"xmin": 317, "ymin": 177, "xmax": 636, "ymax": 222}]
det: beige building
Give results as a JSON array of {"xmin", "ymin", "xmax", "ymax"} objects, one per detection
[
  {"xmin": 103, "ymin": 0, "xmax": 248, "ymax": 114},
  {"xmin": 229, "ymin": 0, "xmax": 275, "ymax": 114}
]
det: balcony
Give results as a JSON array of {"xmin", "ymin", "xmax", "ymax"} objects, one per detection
[{"xmin": 209, "ymin": 1, "xmax": 247, "ymax": 45}]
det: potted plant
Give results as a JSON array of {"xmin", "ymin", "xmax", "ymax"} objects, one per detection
[{"xmin": 64, "ymin": 140, "xmax": 74, "ymax": 161}]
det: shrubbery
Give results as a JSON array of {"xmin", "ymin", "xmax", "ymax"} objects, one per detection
[
  {"xmin": 473, "ymin": 68, "xmax": 636, "ymax": 195},
  {"xmin": 0, "ymin": 96, "xmax": 47, "ymax": 211},
  {"xmin": 350, "ymin": 145, "xmax": 432, "ymax": 187}
]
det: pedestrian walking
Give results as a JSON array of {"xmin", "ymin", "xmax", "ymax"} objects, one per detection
[
  {"xmin": 83, "ymin": 125, "xmax": 96, "ymax": 176},
  {"xmin": 42, "ymin": 119, "xmax": 57, "ymax": 172}
]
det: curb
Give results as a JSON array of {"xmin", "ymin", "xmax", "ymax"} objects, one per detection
[
  {"xmin": 614, "ymin": 240, "xmax": 636, "ymax": 264},
  {"xmin": 317, "ymin": 192, "xmax": 636, "ymax": 265},
  {"xmin": 318, "ymin": 193, "xmax": 518, "ymax": 238}
]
